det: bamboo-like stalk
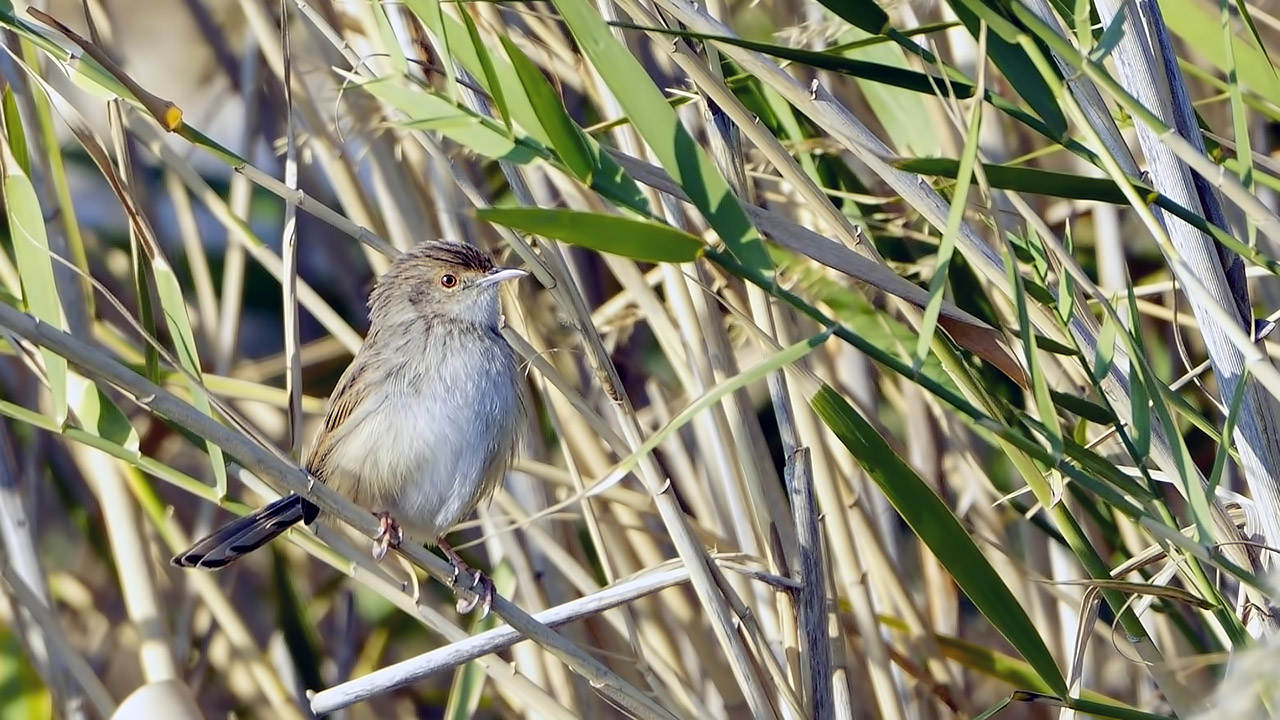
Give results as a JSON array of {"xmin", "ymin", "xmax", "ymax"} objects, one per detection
[{"xmin": 1095, "ymin": 0, "xmax": 1280, "ymax": 610}]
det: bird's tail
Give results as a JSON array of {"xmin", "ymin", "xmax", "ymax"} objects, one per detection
[{"xmin": 171, "ymin": 493, "xmax": 319, "ymax": 569}]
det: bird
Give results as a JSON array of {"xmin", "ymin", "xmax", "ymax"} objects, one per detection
[{"xmin": 171, "ymin": 241, "xmax": 526, "ymax": 614}]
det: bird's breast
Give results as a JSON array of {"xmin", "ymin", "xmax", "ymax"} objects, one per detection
[{"xmin": 323, "ymin": 334, "xmax": 520, "ymax": 539}]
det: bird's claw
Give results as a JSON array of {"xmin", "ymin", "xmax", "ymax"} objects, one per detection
[
  {"xmin": 372, "ymin": 512, "xmax": 403, "ymax": 562},
  {"xmin": 455, "ymin": 570, "xmax": 494, "ymax": 617},
  {"xmin": 439, "ymin": 539, "xmax": 494, "ymax": 618}
]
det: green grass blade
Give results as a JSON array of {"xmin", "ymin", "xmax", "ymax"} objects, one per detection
[
  {"xmin": 1003, "ymin": 230, "xmax": 1063, "ymax": 460},
  {"xmin": 1220, "ymin": 0, "xmax": 1257, "ymax": 251},
  {"xmin": 893, "ymin": 157, "xmax": 1134, "ymax": 203},
  {"xmin": 599, "ymin": 328, "xmax": 834, "ymax": 486},
  {"xmin": 351, "ymin": 74, "xmax": 539, "ymax": 163},
  {"xmin": 145, "ymin": 243, "xmax": 228, "ymax": 496},
  {"xmin": 812, "ymin": 385, "xmax": 1067, "ymax": 696},
  {"xmin": 66, "ymin": 374, "xmax": 140, "ymax": 453},
  {"xmin": 478, "ymin": 207, "xmax": 704, "ymax": 262},
  {"xmin": 609, "ymin": 23, "xmax": 975, "ymax": 100},
  {"xmin": 809, "ymin": 0, "xmax": 890, "ymax": 34},
  {"xmin": 2, "ymin": 89, "xmax": 28, "ymax": 177},
  {"xmin": 501, "ymin": 37, "xmax": 594, "ymax": 182},
  {"xmin": 1010, "ymin": 692, "xmax": 1178, "ymax": 720},
  {"xmin": 895, "ymin": 155, "xmax": 1280, "ymax": 278},
  {"xmin": 398, "ymin": 0, "xmax": 655, "ymax": 214},
  {"xmin": 459, "ymin": 8, "xmax": 510, "ymax": 133},
  {"xmin": 914, "ymin": 73, "xmax": 981, "ymax": 370},
  {"xmin": 943, "ymin": 0, "xmax": 1067, "ymax": 138},
  {"xmin": 3, "ymin": 144, "xmax": 68, "ymax": 425}
]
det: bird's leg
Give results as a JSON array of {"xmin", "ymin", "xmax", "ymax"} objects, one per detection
[
  {"xmin": 371, "ymin": 511, "xmax": 403, "ymax": 562},
  {"xmin": 437, "ymin": 538, "xmax": 493, "ymax": 617}
]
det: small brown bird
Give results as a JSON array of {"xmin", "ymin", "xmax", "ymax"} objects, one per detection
[{"xmin": 172, "ymin": 241, "xmax": 526, "ymax": 614}]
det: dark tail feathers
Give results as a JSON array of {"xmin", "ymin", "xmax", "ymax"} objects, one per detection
[{"xmin": 171, "ymin": 493, "xmax": 319, "ymax": 569}]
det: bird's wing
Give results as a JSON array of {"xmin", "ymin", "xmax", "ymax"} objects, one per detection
[{"xmin": 305, "ymin": 353, "xmax": 371, "ymax": 479}]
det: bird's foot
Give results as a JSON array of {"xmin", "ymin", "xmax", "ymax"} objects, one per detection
[
  {"xmin": 438, "ymin": 538, "xmax": 494, "ymax": 618},
  {"xmin": 372, "ymin": 512, "xmax": 403, "ymax": 562}
]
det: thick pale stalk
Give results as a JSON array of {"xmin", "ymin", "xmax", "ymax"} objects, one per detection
[{"xmin": 1095, "ymin": 0, "xmax": 1280, "ymax": 572}]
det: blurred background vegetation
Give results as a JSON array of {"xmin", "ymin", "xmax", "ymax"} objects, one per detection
[{"xmin": 2, "ymin": 0, "xmax": 1280, "ymax": 717}]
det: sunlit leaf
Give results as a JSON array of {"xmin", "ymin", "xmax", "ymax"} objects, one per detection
[
  {"xmin": 479, "ymin": 207, "xmax": 704, "ymax": 262},
  {"xmin": 3, "ymin": 145, "xmax": 68, "ymax": 425}
]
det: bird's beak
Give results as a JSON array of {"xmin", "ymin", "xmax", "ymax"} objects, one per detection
[{"xmin": 476, "ymin": 267, "xmax": 528, "ymax": 288}]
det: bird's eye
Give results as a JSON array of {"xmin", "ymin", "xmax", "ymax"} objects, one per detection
[{"xmin": 440, "ymin": 273, "xmax": 459, "ymax": 289}]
